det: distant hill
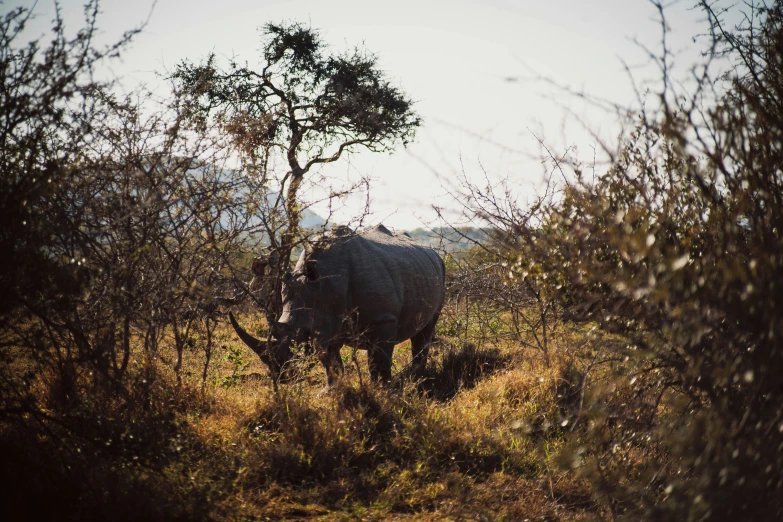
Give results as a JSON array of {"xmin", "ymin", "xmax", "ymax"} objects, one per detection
[
  {"xmin": 404, "ymin": 227, "xmax": 488, "ymax": 252},
  {"xmin": 279, "ymin": 202, "xmax": 485, "ymax": 251},
  {"xmin": 300, "ymin": 208, "xmax": 326, "ymax": 229},
  {"xmin": 265, "ymin": 192, "xmax": 326, "ymax": 230}
]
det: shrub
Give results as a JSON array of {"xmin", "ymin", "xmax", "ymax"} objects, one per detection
[{"xmin": 457, "ymin": 1, "xmax": 783, "ymax": 518}]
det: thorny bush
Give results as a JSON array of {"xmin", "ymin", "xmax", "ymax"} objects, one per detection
[{"xmin": 456, "ymin": 1, "xmax": 783, "ymax": 519}]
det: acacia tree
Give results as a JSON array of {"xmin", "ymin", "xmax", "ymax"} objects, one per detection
[{"xmin": 172, "ymin": 22, "xmax": 421, "ymax": 323}]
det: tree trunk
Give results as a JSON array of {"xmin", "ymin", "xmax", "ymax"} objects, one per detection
[
  {"xmin": 269, "ymin": 165, "xmax": 304, "ymax": 322},
  {"xmin": 201, "ymin": 318, "xmax": 214, "ymax": 390},
  {"xmin": 173, "ymin": 326, "xmax": 183, "ymax": 386}
]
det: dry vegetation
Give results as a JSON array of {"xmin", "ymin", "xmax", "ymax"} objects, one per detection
[
  {"xmin": 3, "ymin": 1, "xmax": 783, "ymax": 520},
  {"xmin": 5, "ymin": 306, "xmax": 620, "ymax": 521}
]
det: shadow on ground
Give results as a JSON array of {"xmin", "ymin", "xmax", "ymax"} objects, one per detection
[{"xmin": 419, "ymin": 341, "xmax": 509, "ymax": 401}]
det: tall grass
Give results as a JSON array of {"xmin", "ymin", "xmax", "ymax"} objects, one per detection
[{"xmin": 3, "ymin": 312, "xmax": 616, "ymax": 520}]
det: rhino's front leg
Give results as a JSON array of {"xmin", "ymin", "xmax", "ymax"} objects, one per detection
[
  {"xmin": 319, "ymin": 342, "xmax": 344, "ymax": 385},
  {"xmin": 369, "ymin": 343, "xmax": 394, "ymax": 383}
]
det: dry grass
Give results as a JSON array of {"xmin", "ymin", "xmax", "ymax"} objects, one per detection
[{"xmin": 2, "ymin": 312, "xmax": 631, "ymax": 521}]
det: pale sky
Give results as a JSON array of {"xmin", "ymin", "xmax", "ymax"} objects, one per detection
[{"xmin": 10, "ymin": 0, "xmax": 710, "ymax": 230}]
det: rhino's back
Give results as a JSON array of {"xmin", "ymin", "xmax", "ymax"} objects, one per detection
[{"xmin": 344, "ymin": 226, "xmax": 445, "ymax": 341}]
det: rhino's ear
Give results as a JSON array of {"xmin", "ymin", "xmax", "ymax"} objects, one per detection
[
  {"xmin": 304, "ymin": 259, "xmax": 319, "ymax": 281},
  {"xmin": 252, "ymin": 250, "xmax": 280, "ymax": 278},
  {"xmin": 330, "ymin": 225, "xmax": 353, "ymax": 238},
  {"xmin": 251, "ymin": 255, "xmax": 270, "ymax": 277}
]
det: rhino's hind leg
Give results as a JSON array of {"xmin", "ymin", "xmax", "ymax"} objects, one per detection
[{"xmin": 410, "ymin": 311, "xmax": 439, "ymax": 374}]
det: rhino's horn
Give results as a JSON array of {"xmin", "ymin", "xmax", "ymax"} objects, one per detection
[
  {"xmin": 228, "ymin": 312, "xmax": 293, "ymax": 381},
  {"xmin": 228, "ymin": 311, "xmax": 268, "ymax": 358}
]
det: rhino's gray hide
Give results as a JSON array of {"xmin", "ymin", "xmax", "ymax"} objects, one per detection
[
  {"xmin": 282, "ymin": 224, "xmax": 445, "ymax": 383},
  {"xmin": 232, "ymin": 224, "xmax": 446, "ymax": 384}
]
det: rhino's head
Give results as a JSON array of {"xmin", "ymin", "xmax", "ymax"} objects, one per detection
[
  {"xmin": 280, "ymin": 244, "xmax": 351, "ymax": 358},
  {"xmin": 278, "ymin": 267, "xmax": 316, "ymax": 339},
  {"xmin": 228, "ymin": 312, "xmax": 295, "ymax": 383}
]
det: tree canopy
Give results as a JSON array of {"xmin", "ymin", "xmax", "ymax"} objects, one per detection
[
  {"xmin": 173, "ymin": 21, "xmax": 421, "ymax": 326},
  {"xmin": 173, "ymin": 22, "xmax": 420, "ymax": 180}
]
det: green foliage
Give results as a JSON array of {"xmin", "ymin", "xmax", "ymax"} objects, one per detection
[
  {"xmin": 172, "ymin": 21, "xmax": 421, "ymax": 329},
  {"xmin": 172, "ymin": 21, "xmax": 420, "ymax": 171},
  {"xmin": 217, "ymin": 345, "xmax": 250, "ymax": 389}
]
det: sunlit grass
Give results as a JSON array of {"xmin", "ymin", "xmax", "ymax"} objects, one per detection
[
  {"xmin": 127, "ymin": 311, "xmax": 604, "ymax": 520},
  {"xmin": 3, "ymin": 309, "xmax": 630, "ymax": 520}
]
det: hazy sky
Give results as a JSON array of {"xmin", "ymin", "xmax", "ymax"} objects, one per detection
[{"xmin": 11, "ymin": 0, "xmax": 710, "ymax": 229}]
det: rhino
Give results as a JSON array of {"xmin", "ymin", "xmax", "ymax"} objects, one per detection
[{"xmin": 229, "ymin": 224, "xmax": 446, "ymax": 384}]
